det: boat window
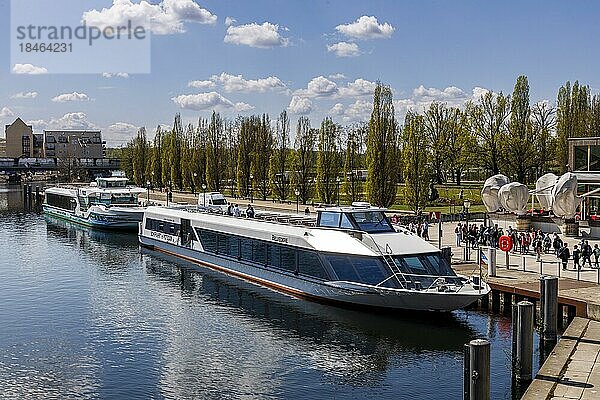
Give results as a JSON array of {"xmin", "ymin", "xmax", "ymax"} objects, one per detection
[
  {"xmin": 298, "ymin": 251, "xmax": 328, "ymax": 279},
  {"xmin": 200, "ymin": 230, "xmax": 217, "ymax": 252},
  {"xmin": 252, "ymin": 241, "xmax": 268, "ymax": 265},
  {"xmin": 350, "ymin": 257, "xmax": 389, "ymax": 285},
  {"xmin": 217, "ymin": 233, "xmax": 228, "ymax": 254},
  {"xmin": 45, "ymin": 193, "xmax": 77, "ymax": 211},
  {"xmin": 269, "ymin": 245, "xmax": 281, "ymax": 268},
  {"xmin": 318, "ymin": 212, "xmax": 341, "ymax": 228},
  {"xmin": 280, "ymin": 247, "xmax": 297, "ymax": 273},
  {"xmin": 211, "ymin": 198, "xmax": 227, "ymax": 206},
  {"xmin": 394, "ymin": 254, "xmax": 457, "ymax": 277},
  {"xmin": 240, "ymin": 238, "xmax": 253, "ymax": 261},
  {"xmin": 349, "ymin": 211, "xmax": 394, "ymax": 233},
  {"xmin": 227, "ymin": 236, "xmax": 240, "ymax": 258},
  {"xmin": 424, "ymin": 254, "xmax": 456, "ymax": 276},
  {"xmin": 340, "ymin": 213, "xmax": 355, "ymax": 229},
  {"xmin": 327, "ymin": 255, "xmax": 360, "ymax": 282}
]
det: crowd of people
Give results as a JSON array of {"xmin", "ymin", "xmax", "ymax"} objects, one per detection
[
  {"xmin": 390, "ymin": 214, "xmax": 430, "ymax": 240},
  {"xmin": 453, "ymin": 222, "xmax": 600, "ymax": 271},
  {"xmin": 225, "ymin": 203, "xmax": 255, "ymax": 218}
]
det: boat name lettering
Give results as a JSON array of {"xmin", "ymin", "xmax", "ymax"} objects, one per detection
[
  {"xmin": 150, "ymin": 231, "xmax": 177, "ymax": 243},
  {"xmin": 271, "ymin": 234, "xmax": 288, "ymax": 244}
]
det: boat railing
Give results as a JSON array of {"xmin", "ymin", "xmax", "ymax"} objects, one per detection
[{"xmin": 174, "ymin": 205, "xmax": 319, "ymax": 227}]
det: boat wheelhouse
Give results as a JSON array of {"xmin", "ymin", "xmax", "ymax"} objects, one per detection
[
  {"xmin": 43, "ymin": 177, "xmax": 146, "ymax": 230},
  {"xmin": 139, "ymin": 203, "xmax": 490, "ymax": 312}
]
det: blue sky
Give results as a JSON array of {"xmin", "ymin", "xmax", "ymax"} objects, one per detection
[{"xmin": 1, "ymin": 0, "xmax": 599, "ymax": 146}]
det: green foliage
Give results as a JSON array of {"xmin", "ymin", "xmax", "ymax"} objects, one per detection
[
  {"xmin": 293, "ymin": 117, "xmax": 316, "ymax": 204},
  {"xmin": 316, "ymin": 117, "xmax": 341, "ymax": 204},
  {"xmin": 366, "ymin": 82, "xmax": 398, "ymax": 207},
  {"xmin": 252, "ymin": 114, "xmax": 272, "ymax": 200},
  {"xmin": 556, "ymin": 81, "xmax": 591, "ymax": 173},
  {"xmin": 424, "ymin": 102, "xmax": 459, "ymax": 184},
  {"xmin": 206, "ymin": 111, "xmax": 226, "ymax": 191},
  {"xmin": 401, "ymin": 112, "xmax": 431, "ymax": 212},
  {"xmin": 269, "ymin": 110, "xmax": 291, "ymax": 200},
  {"xmin": 343, "ymin": 123, "xmax": 365, "ymax": 203}
]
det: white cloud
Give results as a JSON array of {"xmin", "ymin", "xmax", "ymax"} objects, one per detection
[
  {"xmin": 224, "ymin": 22, "xmax": 289, "ymax": 48},
  {"xmin": 225, "ymin": 16, "xmax": 236, "ymax": 27},
  {"xmin": 188, "ymin": 80, "xmax": 216, "ymax": 89},
  {"xmin": 211, "ymin": 72, "xmax": 286, "ymax": 92},
  {"xmin": 102, "ymin": 72, "xmax": 129, "ymax": 78},
  {"xmin": 288, "ymin": 96, "xmax": 313, "ymax": 115},
  {"xmin": 82, "ymin": 0, "xmax": 217, "ymax": 35},
  {"xmin": 0, "ymin": 107, "xmax": 15, "ymax": 119},
  {"xmin": 393, "ymin": 85, "xmax": 490, "ymax": 119},
  {"xmin": 294, "ymin": 76, "xmax": 339, "ymax": 98},
  {"xmin": 328, "ymin": 100, "xmax": 371, "ymax": 122},
  {"xmin": 336, "ymin": 16, "xmax": 394, "ymax": 40},
  {"xmin": 28, "ymin": 112, "xmax": 99, "ymax": 131},
  {"xmin": 472, "ymin": 86, "xmax": 492, "ymax": 100},
  {"xmin": 171, "ymin": 92, "xmax": 234, "ymax": 110},
  {"xmin": 339, "ymin": 78, "xmax": 377, "ymax": 97},
  {"xmin": 234, "ymin": 102, "xmax": 255, "ymax": 112},
  {"xmin": 104, "ymin": 122, "xmax": 139, "ymax": 145},
  {"xmin": 11, "ymin": 91, "xmax": 38, "ymax": 99},
  {"xmin": 52, "ymin": 92, "xmax": 91, "ymax": 103},
  {"xmin": 328, "ymin": 73, "xmax": 346, "ymax": 80},
  {"xmin": 327, "ymin": 42, "xmax": 360, "ymax": 57},
  {"xmin": 12, "ymin": 63, "xmax": 48, "ymax": 74}
]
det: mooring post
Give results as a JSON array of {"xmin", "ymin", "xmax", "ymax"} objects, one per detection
[
  {"xmin": 577, "ymin": 266, "xmax": 580, "ymax": 281},
  {"xmin": 22, "ymin": 184, "xmax": 27, "ymax": 202},
  {"xmin": 35, "ymin": 186, "xmax": 40, "ymax": 205},
  {"xmin": 540, "ymin": 276, "xmax": 558, "ymax": 343},
  {"xmin": 503, "ymin": 292, "xmax": 512, "ymax": 314},
  {"xmin": 463, "ymin": 344, "xmax": 470, "ymax": 400},
  {"xmin": 505, "ymin": 250, "xmax": 510, "ymax": 270},
  {"xmin": 488, "ymin": 247, "xmax": 496, "ymax": 277},
  {"xmin": 469, "ymin": 339, "xmax": 490, "ymax": 400},
  {"xmin": 539, "ymin": 260, "xmax": 543, "ymax": 275},
  {"xmin": 522, "ymin": 256, "xmax": 526, "ymax": 272},
  {"xmin": 515, "ymin": 301, "xmax": 534, "ymax": 382},
  {"xmin": 491, "ymin": 291, "xmax": 500, "ymax": 312},
  {"xmin": 511, "ymin": 304, "xmax": 518, "ymax": 367},
  {"xmin": 558, "ymin": 261, "xmax": 561, "ymax": 278}
]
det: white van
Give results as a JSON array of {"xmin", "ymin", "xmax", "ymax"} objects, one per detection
[{"xmin": 198, "ymin": 192, "xmax": 228, "ymax": 213}]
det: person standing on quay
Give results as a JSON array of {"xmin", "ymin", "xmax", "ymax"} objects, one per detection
[
  {"xmin": 582, "ymin": 240, "xmax": 593, "ymax": 268},
  {"xmin": 558, "ymin": 243, "xmax": 570, "ymax": 270},
  {"xmin": 573, "ymin": 245, "xmax": 581, "ymax": 270},
  {"xmin": 455, "ymin": 223, "xmax": 462, "ymax": 247},
  {"xmin": 594, "ymin": 244, "xmax": 600, "ymax": 268}
]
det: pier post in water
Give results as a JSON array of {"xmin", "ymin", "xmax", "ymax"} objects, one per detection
[
  {"xmin": 487, "ymin": 247, "xmax": 496, "ymax": 277},
  {"xmin": 515, "ymin": 301, "xmax": 534, "ymax": 382},
  {"xmin": 463, "ymin": 344, "xmax": 470, "ymax": 400},
  {"xmin": 468, "ymin": 339, "xmax": 490, "ymax": 400},
  {"xmin": 540, "ymin": 276, "xmax": 558, "ymax": 342}
]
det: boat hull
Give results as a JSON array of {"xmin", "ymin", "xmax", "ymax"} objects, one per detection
[
  {"xmin": 139, "ymin": 234, "xmax": 488, "ymax": 312},
  {"xmin": 43, "ymin": 205, "xmax": 140, "ymax": 231}
]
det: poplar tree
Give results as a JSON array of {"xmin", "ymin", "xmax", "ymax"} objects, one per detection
[
  {"xmin": 192, "ymin": 118, "xmax": 208, "ymax": 191},
  {"xmin": 366, "ymin": 82, "xmax": 398, "ymax": 208},
  {"xmin": 424, "ymin": 102, "xmax": 458, "ymax": 184},
  {"xmin": 131, "ymin": 127, "xmax": 148, "ymax": 186},
  {"xmin": 270, "ymin": 110, "xmax": 291, "ymax": 200},
  {"xmin": 236, "ymin": 116, "xmax": 255, "ymax": 198},
  {"xmin": 343, "ymin": 123, "xmax": 365, "ymax": 203},
  {"xmin": 556, "ymin": 81, "xmax": 591, "ymax": 172},
  {"xmin": 316, "ymin": 117, "xmax": 341, "ymax": 204},
  {"xmin": 253, "ymin": 114, "xmax": 273, "ymax": 200},
  {"xmin": 206, "ymin": 111, "xmax": 226, "ymax": 191},
  {"xmin": 169, "ymin": 114, "xmax": 183, "ymax": 189},
  {"xmin": 531, "ymin": 101, "xmax": 556, "ymax": 177},
  {"xmin": 402, "ymin": 112, "xmax": 430, "ymax": 212},
  {"xmin": 148, "ymin": 125, "xmax": 163, "ymax": 188},
  {"xmin": 293, "ymin": 117, "xmax": 316, "ymax": 204},
  {"xmin": 504, "ymin": 75, "xmax": 535, "ymax": 183}
]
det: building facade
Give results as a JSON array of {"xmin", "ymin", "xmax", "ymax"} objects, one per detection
[
  {"xmin": 43, "ymin": 130, "xmax": 104, "ymax": 159},
  {"xmin": 4, "ymin": 118, "xmax": 44, "ymax": 158},
  {"xmin": 568, "ymin": 137, "xmax": 600, "ymax": 219}
]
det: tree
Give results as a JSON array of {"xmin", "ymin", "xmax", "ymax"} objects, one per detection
[
  {"xmin": 293, "ymin": 117, "xmax": 316, "ymax": 204},
  {"xmin": 270, "ymin": 110, "xmax": 291, "ymax": 200},
  {"xmin": 192, "ymin": 118, "xmax": 208, "ymax": 192},
  {"xmin": 316, "ymin": 117, "xmax": 341, "ymax": 204},
  {"xmin": 531, "ymin": 101, "xmax": 556, "ymax": 177},
  {"xmin": 402, "ymin": 112, "xmax": 430, "ymax": 212},
  {"xmin": 591, "ymin": 95, "xmax": 600, "ymax": 137},
  {"xmin": 206, "ymin": 111, "xmax": 226, "ymax": 191},
  {"xmin": 556, "ymin": 81, "xmax": 590, "ymax": 172},
  {"xmin": 343, "ymin": 123, "xmax": 365, "ymax": 203},
  {"xmin": 253, "ymin": 114, "xmax": 273, "ymax": 200},
  {"xmin": 236, "ymin": 116, "xmax": 255, "ymax": 198},
  {"xmin": 504, "ymin": 75, "xmax": 535, "ymax": 183},
  {"xmin": 466, "ymin": 90, "xmax": 510, "ymax": 175},
  {"xmin": 446, "ymin": 110, "xmax": 476, "ymax": 185},
  {"xmin": 366, "ymin": 82, "xmax": 398, "ymax": 207},
  {"xmin": 131, "ymin": 127, "xmax": 148, "ymax": 186},
  {"xmin": 424, "ymin": 102, "xmax": 458, "ymax": 184},
  {"xmin": 169, "ymin": 114, "xmax": 184, "ymax": 189},
  {"xmin": 148, "ymin": 125, "xmax": 163, "ymax": 189}
]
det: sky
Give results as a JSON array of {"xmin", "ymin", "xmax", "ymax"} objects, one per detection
[{"xmin": 1, "ymin": 0, "xmax": 599, "ymax": 146}]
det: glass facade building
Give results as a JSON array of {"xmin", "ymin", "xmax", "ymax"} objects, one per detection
[{"xmin": 568, "ymin": 138, "xmax": 600, "ymax": 219}]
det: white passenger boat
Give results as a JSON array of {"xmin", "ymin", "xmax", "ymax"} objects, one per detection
[
  {"xmin": 43, "ymin": 177, "xmax": 146, "ymax": 230},
  {"xmin": 138, "ymin": 203, "xmax": 490, "ymax": 312}
]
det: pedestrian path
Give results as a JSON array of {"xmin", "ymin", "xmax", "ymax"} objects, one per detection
[{"xmin": 523, "ymin": 317, "xmax": 600, "ymax": 399}]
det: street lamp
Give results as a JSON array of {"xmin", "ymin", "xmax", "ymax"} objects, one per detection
[
  {"xmin": 146, "ymin": 180, "xmax": 150, "ymax": 203},
  {"xmin": 249, "ymin": 174, "xmax": 254, "ymax": 203},
  {"xmin": 202, "ymin": 183, "xmax": 207, "ymax": 207},
  {"xmin": 295, "ymin": 188, "xmax": 300, "ymax": 214},
  {"xmin": 192, "ymin": 172, "xmax": 197, "ymax": 195},
  {"xmin": 166, "ymin": 181, "xmax": 171, "ymax": 206},
  {"xmin": 336, "ymin": 176, "xmax": 341, "ymax": 206},
  {"xmin": 464, "ymin": 199, "xmax": 471, "ymax": 261}
]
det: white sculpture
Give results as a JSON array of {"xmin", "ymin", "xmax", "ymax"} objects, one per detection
[
  {"xmin": 552, "ymin": 173, "xmax": 581, "ymax": 219},
  {"xmin": 535, "ymin": 173, "xmax": 558, "ymax": 210},
  {"xmin": 498, "ymin": 182, "xmax": 529, "ymax": 216},
  {"xmin": 481, "ymin": 174, "xmax": 510, "ymax": 213}
]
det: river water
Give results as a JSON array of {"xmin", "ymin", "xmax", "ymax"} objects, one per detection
[{"xmin": 0, "ymin": 185, "xmax": 540, "ymax": 399}]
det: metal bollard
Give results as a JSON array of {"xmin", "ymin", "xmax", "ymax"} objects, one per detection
[
  {"xmin": 515, "ymin": 301, "xmax": 534, "ymax": 381},
  {"xmin": 522, "ymin": 256, "xmax": 526, "ymax": 272},
  {"xmin": 469, "ymin": 339, "xmax": 491, "ymax": 400},
  {"xmin": 598, "ymin": 267, "xmax": 599, "ymax": 284},
  {"xmin": 558, "ymin": 261, "xmax": 561, "ymax": 278},
  {"xmin": 539, "ymin": 260, "xmax": 543, "ymax": 275},
  {"xmin": 577, "ymin": 266, "xmax": 580, "ymax": 281},
  {"xmin": 488, "ymin": 247, "xmax": 496, "ymax": 277},
  {"xmin": 438, "ymin": 221, "xmax": 442, "ymax": 249},
  {"xmin": 506, "ymin": 251, "xmax": 510, "ymax": 270},
  {"xmin": 540, "ymin": 276, "xmax": 558, "ymax": 342}
]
